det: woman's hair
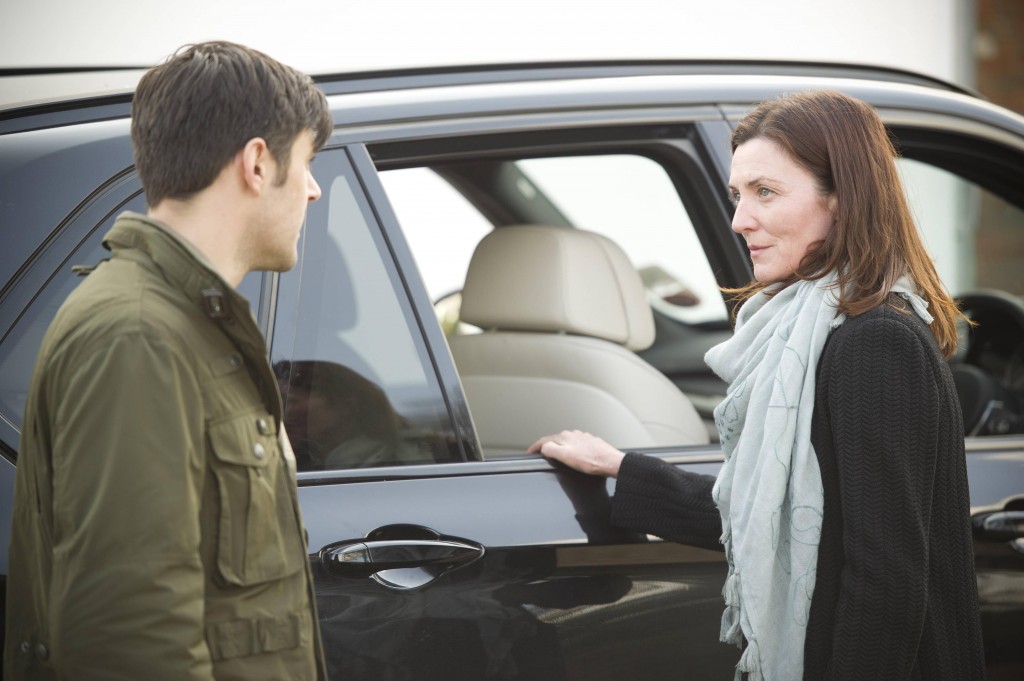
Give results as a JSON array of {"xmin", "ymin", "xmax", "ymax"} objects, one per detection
[{"xmin": 727, "ymin": 89, "xmax": 964, "ymax": 357}]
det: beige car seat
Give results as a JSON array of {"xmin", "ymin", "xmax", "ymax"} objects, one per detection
[{"xmin": 448, "ymin": 225, "xmax": 710, "ymax": 456}]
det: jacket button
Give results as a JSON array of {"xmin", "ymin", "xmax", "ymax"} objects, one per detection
[
  {"xmin": 19, "ymin": 641, "xmax": 29, "ymax": 654},
  {"xmin": 35, "ymin": 643, "xmax": 49, "ymax": 660},
  {"xmin": 228, "ymin": 353, "xmax": 242, "ymax": 368},
  {"xmin": 257, "ymin": 418, "xmax": 271, "ymax": 435},
  {"xmin": 253, "ymin": 443, "xmax": 265, "ymax": 459}
]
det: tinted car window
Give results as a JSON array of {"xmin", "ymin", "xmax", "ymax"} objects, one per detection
[
  {"xmin": 0, "ymin": 193, "xmax": 151, "ymax": 441},
  {"xmin": 898, "ymin": 157, "xmax": 1023, "ymax": 298},
  {"xmin": 272, "ymin": 150, "xmax": 462, "ymax": 471},
  {"xmin": 0, "ymin": 195, "xmax": 263, "ymax": 446},
  {"xmin": 0, "ymin": 234, "xmax": 111, "ymax": 439},
  {"xmin": 898, "ymin": 156, "xmax": 1024, "ymax": 437}
]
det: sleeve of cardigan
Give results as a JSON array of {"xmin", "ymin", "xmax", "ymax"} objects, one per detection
[
  {"xmin": 610, "ymin": 453, "xmax": 723, "ymax": 551},
  {"xmin": 823, "ymin": 317, "xmax": 940, "ymax": 680}
]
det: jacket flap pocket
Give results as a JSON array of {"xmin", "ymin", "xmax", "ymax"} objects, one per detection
[{"xmin": 208, "ymin": 412, "xmax": 276, "ymax": 468}]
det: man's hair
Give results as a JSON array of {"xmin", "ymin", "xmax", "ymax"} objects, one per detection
[
  {"xmin": 131, "ymin": 41, "xmax": 332, "ymax": 207},
  {"xmin": 728, "ymin": 89, "xmax": 963, "ymax": 356}
]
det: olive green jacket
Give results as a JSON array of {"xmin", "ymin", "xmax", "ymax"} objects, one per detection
[{"xmin": 5, "ymin": 213, "xmax": 326, "ymax": 680}]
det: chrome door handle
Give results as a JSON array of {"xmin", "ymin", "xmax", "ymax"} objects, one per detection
[
  {"xmin": 321, "ymin": 538, "xmax": 484, "ymax": 577},
  {"xmin": 973, "ymin": 510, "xmax": 1024, "ymax": 542},
  {"xmin": 319, "ymin": 525, "xmax": 485, "ymax": 589}
]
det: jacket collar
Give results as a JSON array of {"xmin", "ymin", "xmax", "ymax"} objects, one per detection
[
  {"xmin": 103, "ymin": 211, "xmax": 250, "ymax": 324},
  {"xmin": 103, "ymin": 212, "xmax": 284, "ymax": 419}
]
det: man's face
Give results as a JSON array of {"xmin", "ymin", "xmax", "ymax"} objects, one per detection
[{"xmin": 245, "ymin": 129, "xmax": 321, "ymax": 272}]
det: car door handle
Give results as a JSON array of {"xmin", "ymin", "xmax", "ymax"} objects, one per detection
[
  {"xmin": 319, "ymin": 524, "xmax": 486, "ymax": 589},
  {"xmin": 320, "ymin": 538, "xmax": 483, "ymax": 577},
  {"xmin": 973, "ymin": 510, "xmax": 1024, "ymax": 542}
]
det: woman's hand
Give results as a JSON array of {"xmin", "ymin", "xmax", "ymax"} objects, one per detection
[{"xmin": 528, "ymin": 430, "xmax": 626, "ymax": 478}]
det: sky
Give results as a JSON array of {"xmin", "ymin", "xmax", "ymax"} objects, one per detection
[{"xmin": 0, "ymin": 0, "xmax": 970, "ymax": 85}]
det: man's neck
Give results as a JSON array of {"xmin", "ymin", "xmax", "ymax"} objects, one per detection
[{"xmin": 148, "ymin": 196, "xmax": 247, "ymax": 287}]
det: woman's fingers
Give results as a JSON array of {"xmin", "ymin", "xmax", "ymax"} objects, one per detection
[{"xmin": 528, "ymin": 430, "xmax": 624, "ymax": 478}]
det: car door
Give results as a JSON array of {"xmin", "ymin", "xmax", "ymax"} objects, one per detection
[{"xmin": 279, "ymin": 140, "xmax": 741, "ymax": 680}]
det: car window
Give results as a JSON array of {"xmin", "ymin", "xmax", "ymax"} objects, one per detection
[
  {"xmin": 271, "ymin": 151, "xmax": 463, "ymax": 471},
  {"xmin": 898, "ymin": 158, "xmax": 1023, "ymax": 298},
  {"xmin": 379, "ymin": 167, "xmax": 493, "ymax": 303},
  {"xmin": 518, "ymin": 155, "xmax": 728, "ymax": 324},
  {"xmin": 0, "ymin": 232, "xmax": 111, "ymax": 439},
  {"xmin": 0, "ymin": 195, "xmax": 262, "ymax": 446},
  {"xmin": 898, "ymin": 156, "xmax": 1024, "ymax": 437},
  {"xmin": 380, "ymin": 153, "xmax": 728, "ymax": 331}
]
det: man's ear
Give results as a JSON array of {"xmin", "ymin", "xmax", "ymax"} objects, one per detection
[{"xmin": 239, "ymin": 137, "xmax": 271, "ymax": 195}]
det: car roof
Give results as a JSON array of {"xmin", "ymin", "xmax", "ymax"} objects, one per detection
[
  {"xmin": 0, "ymin": 59, "xmax": 974, "ymax": 114},
  {"xmin": 0, "ymin": 67, "xmax": 149, "ymax": 111}
]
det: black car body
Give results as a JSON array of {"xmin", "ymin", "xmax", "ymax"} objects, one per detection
[{"xmin": 1, "ymin": 61, "xmax": 1023, "ymax": 679}]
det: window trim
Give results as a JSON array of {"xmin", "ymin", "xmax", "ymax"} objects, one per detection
[
  {"xmin": 369, "ymin": 122, "xmax": 749, "ymax": 292},
  {"xmin": 271, "ymin": 144, "xmax": 483, "ymax": 477},
  {"xmin": 347, "ymin": 143, "xmax": 483, "ymax": 464}
]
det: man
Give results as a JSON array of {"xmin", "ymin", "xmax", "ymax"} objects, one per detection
[{"xmin": 5, "ymin": 42, "xmax": 332, "ymax": 680}]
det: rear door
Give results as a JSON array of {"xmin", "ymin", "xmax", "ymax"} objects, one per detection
[{"xmin": 284, "ymin": 132, "xmax": 741, "ymax": 679}]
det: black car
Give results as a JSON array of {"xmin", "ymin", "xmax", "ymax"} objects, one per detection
[{"xmin": 2, "ymin": 61, "xmax": 1023, "ymax": 679}]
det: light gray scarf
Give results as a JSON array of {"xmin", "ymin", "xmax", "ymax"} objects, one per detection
[{"xmin": 704, "ymin": 272, "xmax": 931, "ymax": 681}]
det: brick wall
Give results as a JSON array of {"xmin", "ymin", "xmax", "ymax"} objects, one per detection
[
  {"xmin": 971, "ymin": 0, "xmax": 1023, "ymax": 297},
  {"xmin": 976, "ymin": 0, "xmax": 1024, "ymax": 114}
]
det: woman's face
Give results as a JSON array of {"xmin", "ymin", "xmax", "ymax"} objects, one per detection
[{"xmin": 728, "ymin": 137, "xmax": 836, "ymax": 283}]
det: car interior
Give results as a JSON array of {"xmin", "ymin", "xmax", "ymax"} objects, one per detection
[
  {"xmin": 375, "ymin": 143, "xmax": 1024, "ymax": 462},
  {"xmin": 449, "ymin": 223, "xmax": 709, "ymax": 456}
]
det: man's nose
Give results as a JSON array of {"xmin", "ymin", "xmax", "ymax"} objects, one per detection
[{"xmin": 307, "ymin": 171, "xmax": 322, "ymax": 202}]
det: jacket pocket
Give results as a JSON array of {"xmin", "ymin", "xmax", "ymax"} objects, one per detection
[
  {"xmin": 206, "ymin": 609, "xmax": 311, "ymax": 661},
  {"xmin": 208, "ymin": 411, "xmax": 304, "ymax": 586}
]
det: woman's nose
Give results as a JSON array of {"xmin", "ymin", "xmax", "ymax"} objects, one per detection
[{"xmin": 731, "ymin": 199, "xmax": 756, "ymax": 234}]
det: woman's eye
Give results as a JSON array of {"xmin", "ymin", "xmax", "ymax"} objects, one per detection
[
  {"xmin": 729, "ymin": 192, "xmax": 741, "ymax": 205},
  {"xmin": 757, "ymin": 187, "xmax": 773, "ymax": 198}
]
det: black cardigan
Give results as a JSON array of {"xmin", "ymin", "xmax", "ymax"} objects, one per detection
[{"xmin": 612, "ymin": 304, "xmax": 986, "ymax": 680}]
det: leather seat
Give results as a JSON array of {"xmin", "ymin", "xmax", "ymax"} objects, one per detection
[{"xmin": 449, "ymin": 225, "xmax": 709, "ymax": 456}]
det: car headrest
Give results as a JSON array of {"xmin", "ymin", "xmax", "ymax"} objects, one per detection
[{"xmin": 460, "ymin": 225, "xmax": 655, "ymax": 351}]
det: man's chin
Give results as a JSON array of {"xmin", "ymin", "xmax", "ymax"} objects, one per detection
[{"xmin": 257, "ymin": 252, "xmax": 299, "ymax": 274}]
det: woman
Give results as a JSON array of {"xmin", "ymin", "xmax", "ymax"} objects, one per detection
[{"xmin": 529, "ymin": 90, "xmax": 985, "ymax": 680}]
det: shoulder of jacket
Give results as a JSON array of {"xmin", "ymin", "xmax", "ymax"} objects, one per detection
[
  {"xmin": 46, "ymin": 272, "xmax": 205, "ymax": 366},
  {"xmin": 835, "ymin": 300, "xmax": 930, "ymax": 338},
  {"xmin": 825, "ymin": 303, "xmax": 938, "ymax": 372}
]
